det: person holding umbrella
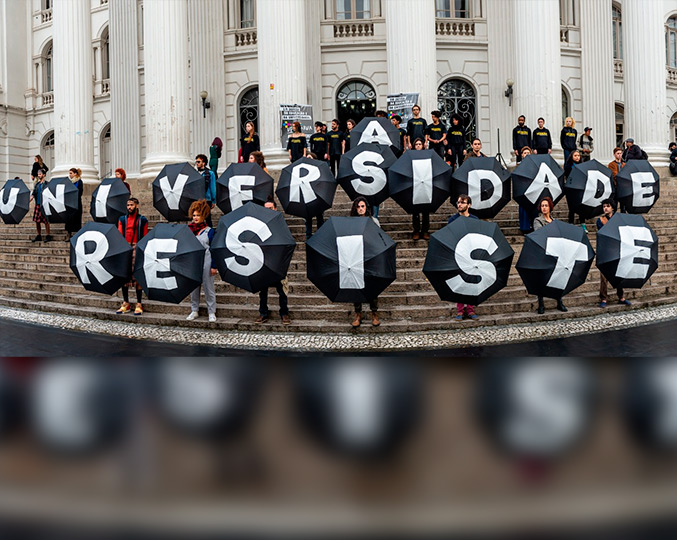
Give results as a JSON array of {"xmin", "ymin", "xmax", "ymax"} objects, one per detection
[
  {"xmin": 608, "ymin": 147, "xmax": 626, "ymax": 212},
  {"xmin": 195, "ymin": 154, "xmax": 216, "ymax": 226},
  {"xmin": 29, "ymin": 168, "xmax": 51, "ymax": 243},
  {"xmin": 597, "ymin": 199, "xmax": 631, "ymax": 309},
  {"xmin": 518, "ymin": 147, "xmax": 537, "ymax": 233},
  {"xmin": 350, "ymin": 196, "xmax": 380, "ymax": 327},
  {"xmin": 532, "ymin": 117, "xmax": 552, "ymax": 155},
  {"xmin": 287, "ymin": 121, "xmax": 307, "ymax": 163},
  {"xmin": 186, "ymin": 200, "xmax": 218, "ymax": 323},
  {"xmin": 533, "ymin": 196, "xmax": 567, "ymax": 314},
  {"xmin": 410, "ymin": 138, "xmax": 431, "ymax": 241},
  {"xmin": 240, "ymin": 122, "xmax": 260, "ymax": 164},
  {"xmin": 116, "ymin": 197, "xmax": 148, "ymax": 315},
  {"xmin": 448, "ymin": 194, "xmax": 479, "ymax": 320},
  {"xmin": 209, "ymin": 137, "xmax": 223, "ymax": 176},
  {"xmin": 564, "ymin": 150, "xmax": 586, "ymax": 231},
  {"xmin": 65, "ymin": 167, "xmax": 83, "ymax": 241},
  {"xmin": 560, "ymin": 117, "xmax": 577, "ymax": 164},
  {"xmin": 115, "ymin": 168, "xmax": 131, "ymax": 194}
]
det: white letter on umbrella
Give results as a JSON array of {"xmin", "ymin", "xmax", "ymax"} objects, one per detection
[
  {"xmin": 467, "ymin": 169, "xmax": 502, "ymax": 210},
  {"xmin": 545, "ymin": 238, "xmax": 589, "ymax": 290},
  {"xmin": 525, "ymin": 163, "xmax": 562, "ymax": 204},
  {"xmin": 412, "ymin": 159, "xmax": 433, "ymax": 205},
  {"xmin": 74, "ymin": 230, "xmax": 113, "ymax": 285},
  {"xmin": 144, "ymin": 238, "xmax": 178, "ymax": 290},
  {"xmin": 229, "ymin": 175, "xmax": 255, "ymax": 210},
  {"xmin": 351, "ymin": 151, "xmax": 387, "ymax": 196},
  {"xmin": 581, "ymin": 170, "xmax": 612, "ymax": 207},
  {"xmin": 617, "ymin": 225, "xmax": 653, "ymax": 279},
  {"xmin": 290, "ymin": 163, "xmax": 320, "ymax": 203},
  {"xmin": 159, "ymin": 174, "xmax": 188, "ymax": 210},
  {"xmin": 357, "ymin": 120, "xmax": 392, "ymax": 146},
  {"xmin": 446, "ymin": 233, "xmax": 498, "ymax": 295},
  {"xmin": 94, "ymin": 184, "xmax": 112, "ymax": 218},
  {"xmin": 630, "ymin": 172, "xmax": 656, "ymax": 208},
  {"xmin": 0, "ymin": 187, "xmax": 18, "ymax": 214},
  {"xmin": 225, "ymin": 216, "xmax": 272, "ymax": 276},
  {"xmin": 42, "ymin": 183, "xmax": 66, "ymax": 216},
  {"xmin": 337, "ymin": 235, "xmax": 364, "ymax": 289}
]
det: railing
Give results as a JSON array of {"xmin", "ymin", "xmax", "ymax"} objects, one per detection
[
  {"xmin": 333, "ymin": 21, "xmax": 374, "ymax": 38},
  {"xmin": 614, "ymin": 59, "xmax": 624, "ymax": 78},
  {"xmin": 100, "ymin": 0, "xmax": 109, "ymax": 4},
  {"xmin": 560, "ymin": 26, "xmax": 569, "ymax": 44},
  {"xmin": 235, "ymin": 29, "xmax": 257, "ymax": 47},
  {"xmin": 101, "ymin": 79, "xmax": 110, "ymax": 95},
  {"xmin": 41, "ymin": 9, "xmax": 52, "ymax": 23},
  {"xmin": 435, "ymin": 19, "xmax": 475, "ymax": 36},
  {"xmin": 668, "ymin": 66, "xmax": 677, "ymax": 86},
  {"xmin": 41, "ymin": 92, "xmax": 53, "ymax": 107}
]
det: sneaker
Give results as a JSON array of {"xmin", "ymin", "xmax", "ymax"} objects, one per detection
[
  {"xmin": 619, "ymin": 299, "xmax": 632, "ymax": 306},
  {"xmin": 581, "ymin": 224, "xmax": 588, "ymax": 233},
  {"xmin": 116, "ymin": 302, "xmax": 131, "ymax": 314},
  {"xmin": 412, "ymin": 232, "xmax": 420, "ymax": 240},
  {"xmin": 455, "ymin": 314, "xmax": 464, "ymax": 321},
  {"xmin": 186, "ymin": 311, "xmax": 199, "ymax": 321},
  {"xmin": 255, "ymin": 314, "xmax": 269, "ymax": 324},
  {"xmin": 281, "ymin": 315, "xmax": 291, "ymax": 325},
  {"xmin": 134, "ymin": 303, "xmax": 143, "ymax": 315},
  {"xmin": 44, "ymin": 235, "xmax": 53, "ymax": 243},
  {"xmin": 468, "ymin": 314, "xmax": 479, "ymax": 320},
  {"xmin": 599, "ymin": 301, "xmax": 607, "ymax": 308},
  {"xmin": 208, "ymin": 314, "xmax": 217, "ymax": 323},
  {"xmin": 31, "ymin": 235, "xmax": 42, "ymax": 243}
]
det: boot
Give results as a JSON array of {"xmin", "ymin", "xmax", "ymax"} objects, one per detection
[
  {"xmin": 351, "ymin": 312, "xmax": 362, "ymax": 327},
  {"xmin": 556, "ymin": 299, "xmax": 568, "ymax": 312},
  {"xmin": 371, "ymin": 311, "xmax": 380, "ymax": 326},
  {"xmin": 537, "ymin": 297, "xmax": 545, "ymax": 314}
]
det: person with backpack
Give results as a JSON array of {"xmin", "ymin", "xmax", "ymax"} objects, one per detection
[
  {"xmin": 622, "ymin": 138, "xmax": 647, "ymax": 161},
  {"xmin": 578, "ymin": 127, "xmax": 594, "ymax": 162}
]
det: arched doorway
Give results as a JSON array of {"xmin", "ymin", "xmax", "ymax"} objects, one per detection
[
  {"xmin": 40, "ymin": 131, "xmax": 54, "ymax": 173},
  {"xmin": 100, "ymin": 124, "xmax": 111, "ymax": 178},
  {"xmin": 615, "ymin": 104, "xmax": 624, "ymax": 147},
  {"xmin": 336, "ymin": 80, "xmax": 377, "ymax": 129},
  {"xmin": 437, "ymin": 78, "xmax": 476, "ymax": 148},
  {"xmin": 239, "ymin": 87, "xmax": 259, "ymax": 137},
  {"xmin": 671, "ymin": 111, "xmax": 677, "ymax": 143},
  {"xmin": 561, "ymin": 86, "xmax": 570, "ymax": 126}
]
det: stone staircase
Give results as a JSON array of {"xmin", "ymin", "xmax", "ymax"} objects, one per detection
[{"xmin": 0, "ymin": 172, "xmax": 675, "ymax": 334}]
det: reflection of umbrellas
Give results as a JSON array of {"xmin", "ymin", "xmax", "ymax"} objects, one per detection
[
  {"xmin": 90, "ymin": 177, "xmax": 130, "ymax": 224},
  {"xmin": 451, "ymin": 156, "xmax": 511, "ymax": 219},
  {"xmin": 211, "ymin": 202, "xmax": 296, "ymax": 293},
  {"xmin": 615, "ymin": 160, "xmax": 660, "ymax": 214},
  {"xmin": 423, "ymin": 218, "xmax": 514, "ymax": 305},
  {"xmin": 134, "ymin": 223, "xmax": 205, "ymax": 303},
  {"xmin": 276, "ymin": 158, "xmax": 337, "ymax": 219},
  {"xmin": 351, "ymin": 117, "xmax": 402, "ymax": 154},
  {"xmin": 69, "ymin": 222, "xmax": 133, "ymax": 295},
  {"xmin": 0, "ymin": 178, "xmax": 30, "ymax": 224},
  {"xmin": 388, "ymin": 149, "xmax": 452, "ymax": 214},
  {"xmin": 216, "ymin": 162, "xmax": 274, "ymax": 214},
  {"xmin": 306, "ymin": 216, "xmax": 396, "ymax": 303},
  {"xmin": 516, "ymin": 220, "xmax": 594, "ymax": 299},
  {"xmin": 512, "ymin": 155, "xmax": 565, "ymax": 214},
  {"xmin": 596, "ymin": 213, "xmax": 658, "ymax": 289},
  {"xmin": 337, "ymin": 143, "xmax": 397, "ymax": 206},
  {"xmin": 41, "ymin": 177, "xmax": 79, "ymax": 223},
  {"xmin": 152, "ymin": 163, "xmax": 205, "ymax": 222},
  {"xmin": 564, "ymin": 160, "xmax": 615, "ymax": 220}
]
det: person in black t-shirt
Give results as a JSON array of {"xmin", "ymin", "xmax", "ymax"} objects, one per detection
[
  {"xmin": 425, "ymin": 110, "xmax": 447, "ymax": 158},
  {"xmin": 240, "ymin": 121, "xmax": 260, "ymax": 163},
  {"xmin": 287, "ymin": 122, "xmax": 307, "ymax": 163},
  {"xmin": 391, "ymin": 114, "xmax": 407, "ymax": 157},
  {"xmin": 327, "ymin": 118, "xmax": 345, "ymax": 177},
  {"xmin": 410, "ymin": 138, "xmax": 430, "ymax": 240},
  {"xmin": 446, "ymin": 114, "xmax": 466, "ymax": 171},
  {"xmin": 309, "ymin": 121, "xmax": 329, "ymax": 161},
  {"xmin": 512, "ymin": 115, "xmax": 531, "ymax": 163},
  {"xmin": 532, "ymin": 117, "xmax": 552, "ymax": 154},
  {"xmin": 406, "ymin": 104, "xmax": 427, "ymax": 150},
  {"xmin": 344, "ymin": 119, "xmax": 356, "ymax": 152}
]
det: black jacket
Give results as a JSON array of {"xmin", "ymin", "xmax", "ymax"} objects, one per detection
[
  {"xmin": 622, "ymin": 144, "xmax": 645, "ymax": 161},
  {"xmin": 560, "ymin": 127, "xmax": 577, "ymax": 151},
  {"xmin": 512, "ymin": 125, "xmax": 531, "ymax": 151},
  {"xmin": 532, "ymin": 127, "xmax": 552, "ymax": 152}
]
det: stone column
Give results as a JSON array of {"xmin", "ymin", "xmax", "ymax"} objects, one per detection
[
  {"xmin": 109, "ymin": 0, "xmax": 141, "ymax": 179},
  {"xmin": 257, "ymin": 0, "xmax": 308, "ymax": 170},
  {"xmin": 188, "ymin": 0, "xmax": 226, "ymax": 166},
  {"xmin": 52, "ymin": 0, "xmax": 98, "ymax": 183},
  {"xmin": 623, "ymin": 0, "xmax": 669, "ymax": 165},
  {"xmin": 306, "ymin": 0, "xmax": 323, "ymax": 124},
  {"xmin": 579, "ymin": 0, "xmax": 615, "ymax": 163},
  {"xmin": 512, "ymin": 0, "xmax": 562, "ymax": 157},
  {"xmin": 384, "ymin": 0, "xmax": 437, "ymax": 118},
  {"xmin": 140, "ymin": 0, "xmax": 191, "ymax": 181}
]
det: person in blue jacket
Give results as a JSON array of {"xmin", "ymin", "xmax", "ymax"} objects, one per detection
[{"xmin": 195, "ymin": 153, "xmax": 216, "ymax": 227}]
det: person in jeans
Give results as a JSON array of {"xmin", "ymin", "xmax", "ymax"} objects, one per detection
[{"xmin": 597, "ymin": 199, "xmax": 632, "ymax": 309}]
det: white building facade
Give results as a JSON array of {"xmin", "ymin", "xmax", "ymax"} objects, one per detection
[{"xmin": 1, "ymin": 0, "xmax": 676, "ymax": 183}]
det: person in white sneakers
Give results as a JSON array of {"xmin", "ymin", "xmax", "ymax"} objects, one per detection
[{"xmin": 186, "ymin": 200, "xmax": 218, "ymax": 323}]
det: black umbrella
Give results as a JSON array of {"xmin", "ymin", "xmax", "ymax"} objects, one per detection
[
  {"xmin": 512, "ymin": 154, "xmax": 565, "ymax": 214},
  {"xmin": 41, "ymin": 177, "xmax": 79, "ymax": 223},
  {"xmin": 596, "ymin": 213, "xmax": 658, "ymax": 289},
  {"xmin": 211, "ymin": 202, "xmax": 296, "ymax": 293},
  {"xmin": 516, "ymin": 220, "xmax": 594, "ymax": 299},
  {"xmin": 133, "ymin": 223, "xmax": 205, "ymax": 303},
  {"xmin": 306, "ymin": 216, "xmax": 396, "ymax": 303},
  {"xmin": 69, "ymin": 222, "xmax": 133, "ymax": 295},
  {"xmin": 90, "ymin": 177, "xmax": 130, "ymax": 224},
  {"xmin": 451, "ymin": 156, "xmax": 511, "ymax": 219},
  {"xmin": 615, "ymin": 160, "xmax": 660, "ymax": 214},
  {"xmin": 216, "ymin": 162, "xmax": 274, "ymax": 214},
  {"xmin": 276, "ymin": 157, "xmax": 337, "ymax": 219},
  {"xmin": 388, "ymin": 149, "xmax": 452, "ymax": 214},
  {"xmin": 337, "ymin": 143, "xmax": 397, "ymax": 207},
  {"xmin": 351, "ymin": 117, "xmax": 402, "ymax": 154},
  {"xmin": 0, "ymin": 178, "xmax": 30, "ymax": 224},
  {"xmin": 423, "ymin": 218, "xmax": 514, "ymax": 305},
  {"xmin": 152, "ymin": 162, "xmax": 205, "ymax": 222},
  {"xmin": 564, "ymin": 160, "xmax": 615, "ymax": 220}
]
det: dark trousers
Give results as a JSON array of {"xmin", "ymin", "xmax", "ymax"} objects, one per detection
[
  {"xmin": 305, "ymin": 213, "xmax": 324, "ymax": 238},
  {"xmin": 330, "ymin": 154, "xmax": 341, "ymax": 177},
  {"xmin": 412, "ymin": 212, "xmax": 429, "ymax": 233},
  {"xmin": 259, "ymin": 282, "xmax": 289, "ymax": 317},
  {"xmin": 670, "ymin": 162, "xmax": 677, "ymax": 176},
  {"xmin": 449, "ymin": 145, "xmax": 464, "ymax": 170},
  {"xmin": 354, "ymin": 299, "xmax": 378, "ymax": 312},
  {"xmin": 600, "ymin": 275, "xmax": 624, "ymax": 303}
]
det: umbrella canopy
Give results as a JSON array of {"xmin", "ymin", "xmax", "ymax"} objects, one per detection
[
  {"xmin": 152, "ymin": 162, "xmax": 205, "ymax": 222},
  {"xmin": 351, "ymin": 117, "xmax": 402, "ymax": 155},
  {"xmin": 276, "ymin": 157, "xmax": 337, "ymax": 219},
  {"xmin": 423, "ymin": 217, "xmax": 514, "ymax": 305},
  {"xmin": 564, "ymin": 160, "xmax": 615, "ymax": 220},
  {"xmin": 133, "ymin": 223, "xmax": 205, "ymax": 303},
  {"xmin": 0, "ymin": 178, "xmax": 30, "ymax": 224},
  {"xmin": 41, "ymin": 177, "xmax": 79, "ymax": 223},
  {"xmin": 90, "ymin": 177, "xmax": 130, "ymax": 224},
  {"xmin": 306, "ymin": 216, "xmax": 396, "ymax": 303},
  {"xmin": 337, "ymin": 143, "xmax": 397, "ymax": 207},
  {"xmin": 69, "ymin": 222, "xmax": 133, "ymax": 295},
  {"xmin": 596, "ymin": 213, "xmax": 658, "ymax": 289},
  {"xmin": 512, "ymin": 154, "xmax": 565, "ymax": 214},
  {"xmin": 615, "ymin": 160, "xmax": 660, "ymax": 214},
  {"xmin": 388, "ymin": 149, "xmax": 452, "ymax": 214},
  {"xmin": 451, "ymin": 156, "xmax": 511, "ymax": 219},
  {"xmin": 516, "ymin": 220, "xmax": 594, "ymax": 299},
  {"xmin": 216, "ymin": 162, "xmax": 274, "ymax": 214},
  {"xmin": 211, "ymin": 202, "xmax": 296, "ymax": 293}
]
